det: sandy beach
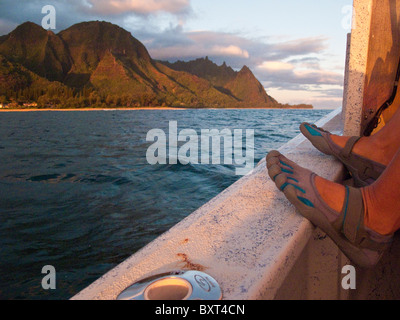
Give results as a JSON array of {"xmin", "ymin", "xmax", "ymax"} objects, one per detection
[
  {"xmin": 0, "ymin": 107, "xmax": 188, "ymax": 112},
  {"xmin": 0, "ymin": 106, "xmax": 313, "ymax": 112}
]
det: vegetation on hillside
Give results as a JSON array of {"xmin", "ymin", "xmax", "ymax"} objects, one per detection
[{"xmin": 0, "ymin": 21, "xmax": 313, "ymax": 109}]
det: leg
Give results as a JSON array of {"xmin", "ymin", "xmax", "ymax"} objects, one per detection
[
  {"xmin": 266, "ymin": 150, "xmax": 396, "ymax": 267},
  {"xmin": 300, "ymin": 108, "xmax": 400, "ymax": 186},
  {"xmin": 363, "ymin": 148, "xmax": 400, "ymax": 235},
  {"xmin": 301, "ymin": 123, "xmax": 386, "ymax": 186},
  {"xmin": 332, "ymin": 105, "xmax": 400, "ymax": 166}
]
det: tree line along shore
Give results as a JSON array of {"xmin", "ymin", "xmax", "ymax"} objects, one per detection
[{"xmin": 0, "ymin": 86, "xmax": 312, "ymax": 110}]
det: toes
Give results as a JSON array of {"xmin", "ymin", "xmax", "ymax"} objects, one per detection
[
  {"xmin": 268, "ymin": 163, "xmax": 282, "ymax": 181},
  {"xmin": 268, "ymin": 163, "xmax": 290, "ymax": 192},
  {"xmin": 266, "ymin": 150, "xmax": 295, "ymax": 170},
  {"xmin": 299, "ymin": 122, "xmax": 310, "ymax": 130},
  {"xmin": 266, "ymin": 156, "xmax": 279, "ymax": 169},
  {"xmin": 266, "ymin": 150, "xmax": 281, "ymax": 162},
  {"xmin": 277, "ymin": 154, "xmax": 296, "ymax": 171},
  {"xmin": 274, "ymin": 173, "xmax": 287, "ymax": 191},
  {"xmin": 266, "ymin": 151, "xmax": 297, "ymax": 181},
  {"xmin": 265, "ymin": 148, "xmax": 315, "ymax": 211},
  {"xmin": 300, "ymin": 122, "xmax": 323, "ymax": 138}
]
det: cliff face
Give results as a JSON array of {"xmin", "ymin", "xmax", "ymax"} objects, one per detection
[
  {"xmin": 225, "ymin": 65, "xmax": 278, "ymax": 107},
  {"xmin": 0, "ymin": 21, "xmax": 290, "ymax": 108},
  {"xmin": 161, "ymin": 58, "xmax": 278, "ymax": 107}
]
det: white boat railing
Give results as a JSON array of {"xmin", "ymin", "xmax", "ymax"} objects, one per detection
[
  {"xmin": 73, "ymin": 0, "xmax": 400, "ymax": 299},
  {"xmin": 73, "ymin": 108, "xmax": 355, "ymax": 300}
]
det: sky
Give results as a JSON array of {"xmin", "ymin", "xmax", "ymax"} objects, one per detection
[{"xmin": 0, "ymin": 0, "xmax": 354, "ymax": 109}]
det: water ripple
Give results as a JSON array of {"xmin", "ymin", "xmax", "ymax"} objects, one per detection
[{"xmin": 0, "ymin": 108, "xmax": 330, "ymax": 299}]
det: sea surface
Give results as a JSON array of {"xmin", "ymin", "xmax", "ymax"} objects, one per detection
[{"xmin": 0, "ymin": 108, "xmax": 331, "ymax": 299}]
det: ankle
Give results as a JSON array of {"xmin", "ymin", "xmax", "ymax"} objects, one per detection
[
  {"xmin": 355, "ymin": 136, "xmax": 390, "ymax": 166},
  {"xmin": 361, "ymin": 187, "xmax": 395, "ymax": 236},
  {"xmin": 315, "ymin": 176, "xmax": 345, "ymax": 213},
  {"xmin": 331, "ymin": 135, "xmax": 388, "ymax": 166}
]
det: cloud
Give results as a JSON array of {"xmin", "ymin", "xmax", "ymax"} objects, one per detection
[
  {"xmin": 257, "ymin": 66, "xmax": 343, "ymax": 87},
  {"xmin": 212, "ymin": 45, "xmax": 249, "ymax": 59},
  {"xmin": 288, "ymin": 57, "xmax": 321, "ymax": 70},
  {"xmin": 258, "ymin": 61, "xmax": 294, "ymax": 72},
  {"xmin": 0, "ymin": 0, "xmax": 97, "ymax": 32},
  {"xmin": 272, "ymin": 37, "xmax": 327, "ymax": 57},
  {"xmin": 128, "ymin": 24, "xmax": 344, "ymax": 108},
  {"xmin": 144, "ymin": 29, "xmax": 255, "ymax": 65},
  {"xmin": 144, "ymin": 28, "xmax": 329, "ymax": 69},
  {"xmin": 256, "ymin": 54, "xmax": 343, "ymax": 89},
  {"xmin": 0, "ymin": 18, "xmax": 18, "ymax": 35},
  {"xmin": 293, "ymin": 69, "xmax": 343, "ymax": 85},
  {"xmin": 267, "ymin": 85, "xmax": 344, "ymax": 109},
  {"xmin": 0, "ymin": 0, "xmax": 192, "ymax": 34},
  {"xmin": 84, "ymin": 0, "xmax": 191, "ymax": 15}
]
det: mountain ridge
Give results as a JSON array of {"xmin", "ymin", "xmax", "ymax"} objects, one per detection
[{"xmin": 0, "ymin": 21, "xmax": 313, "ymax": 109}]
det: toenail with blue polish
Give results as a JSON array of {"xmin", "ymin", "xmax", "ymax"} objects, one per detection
[{"xmin": 305, "ymin": 124, "xmax": 322, "ymax": 137}]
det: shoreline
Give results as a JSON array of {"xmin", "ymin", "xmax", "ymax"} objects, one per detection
[
  {"xmin": 0, "ymin": 107, "xmax": 186, "ymax": 112},
  {"xmin": 0, "ymin": 107, "xmax": 316, "ymax": 112}
]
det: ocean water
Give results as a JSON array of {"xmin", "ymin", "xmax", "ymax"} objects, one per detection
[{"xmin": 0, "ymin": 108, "xmax": 330, "ymax": 299}]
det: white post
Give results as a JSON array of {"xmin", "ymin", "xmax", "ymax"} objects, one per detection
[{"xmin": 342, "ymin": 0, "xmax": 373, "ymax": 136}]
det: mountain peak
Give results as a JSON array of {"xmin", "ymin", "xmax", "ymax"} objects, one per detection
[
  {"xmin": 59, "ymin": 20, "xmax": 152, "ymax": 80},
  {"xmin": 65, "ymin": 20, "xmax": 125, "ymax": 33},
  {"xmin": 161, "ymin": 57, "xmax": 237, "ymax": 87},
  {"xmin": 239, "ymin": 65, "xmax": 251, "ymax": 74},
  {"xmin": 0, "ymin": 20, "xmax": 71, "ymax": 81},
  {"xmin": 10, "ymin": 21, "xmax": 46, "ymax": 38},
  {"xmin": 159, "ymin": 58, "xmax": 279, "ymax": 107},
  {"xmin": 14, "ymin": 21, "xmax": 42, "ymax": 30}
]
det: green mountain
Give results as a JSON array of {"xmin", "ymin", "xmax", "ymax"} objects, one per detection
[
  {"xmin": 0, "ymin": 22, "xmax": 71, "ymax": 82},
  {"xmin": 161, "ymin": 57, "xmax": 237, "ymax": 88},
  {"xmin": 0, "ymin": 21, "xmax": 312, "ymax": 109},
  {"xmin": 161, "ymin": 57, "xmax": 278, "ymax": 107}
]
